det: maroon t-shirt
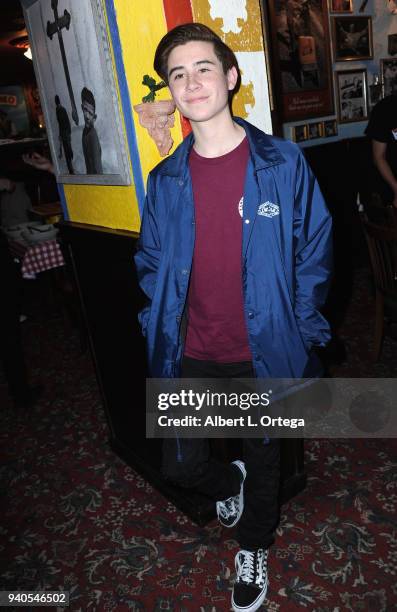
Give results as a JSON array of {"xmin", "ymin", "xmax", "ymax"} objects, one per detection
[{"xmin": 184, "ymin": 137, "xmax": 252, "ymax": 362}]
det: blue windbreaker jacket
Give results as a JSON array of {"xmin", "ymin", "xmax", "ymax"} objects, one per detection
[{"xmin": 135, "ymin": 118, "xmax": 333, "ymax": 379}]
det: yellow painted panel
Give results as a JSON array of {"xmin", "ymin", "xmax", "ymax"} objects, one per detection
[
  {"xmin": 64, "ymin": 183, "xmax": 141, "ymax": 230},
  {"xmin": 115, "ymin": 0, "xmax": 183, "ymax": 188}
]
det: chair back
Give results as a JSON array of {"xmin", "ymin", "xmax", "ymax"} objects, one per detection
[{"xmin": 361, "ymin": 215, "xmax": 397, "ymax": 296}]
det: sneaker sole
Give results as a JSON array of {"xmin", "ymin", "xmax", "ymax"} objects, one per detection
[{"xmin": 231, "ymin": 576, "xmax": 269, "ymax": 612}]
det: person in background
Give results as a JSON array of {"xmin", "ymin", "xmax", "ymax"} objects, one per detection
[
  {"xmin": 135, "ymin": 23, "xmax": 332, "ymax": 612},
  {"xmin": 0, "ymin": 177, "xmax": 42, "ymax": 408},
  {"xmin": 55, "ymin": 95, "xmax": 74, "ymax": 174},
  {"xmin": 81, "ymin": 87, "xmax": 102, "ymax": 174},
  {"xmin": 365, "ymin": 93, "xmax": 397, "ymax": 208}
]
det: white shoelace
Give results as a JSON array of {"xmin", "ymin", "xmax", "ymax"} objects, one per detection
[
  {"xmin": 218, "ymin": 498, "xmax": 237, "ymax": 519},
  {"xmin": 235, "ymin": 550, "xmax": 267, "ymax": 588}
]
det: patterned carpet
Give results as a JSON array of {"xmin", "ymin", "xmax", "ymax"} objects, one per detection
[{"xmin": 1, "ymin": 268, "xmax": 397, "ymax": 611}]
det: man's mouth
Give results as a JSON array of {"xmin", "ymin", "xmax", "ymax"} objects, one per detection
[{"xmin": 186, "ymin": 96, "xmax": 209, "ymax": 104}]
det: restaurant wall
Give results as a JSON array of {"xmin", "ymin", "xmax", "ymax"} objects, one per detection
[
  {"xmin": 61, "ymin": 0, "xmax": 272, "ymax": 232},
  {"xmin": 284, "ymin": 0, "xmax": 396, "ymax": 148}
]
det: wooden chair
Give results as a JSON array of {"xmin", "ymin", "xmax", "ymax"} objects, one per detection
[{"xmin": 360, "ymin": 214, "xmax": 397, "ymax": 361}]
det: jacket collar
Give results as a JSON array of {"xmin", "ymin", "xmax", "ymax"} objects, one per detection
[{"xmin": 156, "ymin": 117, "xmax": 285, "ymax": 177}]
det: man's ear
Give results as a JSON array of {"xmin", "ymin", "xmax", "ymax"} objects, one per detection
[{"xmin": 227, "ymin": 66, "xmax": 239, "ymax": 91}]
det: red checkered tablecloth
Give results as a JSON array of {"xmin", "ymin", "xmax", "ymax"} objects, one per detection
[{"xmin": 9, "ymin": 239, "xmax": 65, "ymax": 278}]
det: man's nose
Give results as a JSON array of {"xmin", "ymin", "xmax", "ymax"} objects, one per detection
[{"xmin": 186, "ymin": 73, "xmax": 200, "ymax": 91}]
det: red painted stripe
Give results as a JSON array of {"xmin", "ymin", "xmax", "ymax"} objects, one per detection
[
  {"xmin": 162, "ymin": 0, "xmax": 193, "ymax": 29},
  {"xmin": 162, "ymin": 0, "xmax": 192, "ymax": 137}
]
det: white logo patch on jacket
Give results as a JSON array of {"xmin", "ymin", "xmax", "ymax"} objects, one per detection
[{"xmin": 258, "ymin": 202, "xmax": 280, "ymax": 218}]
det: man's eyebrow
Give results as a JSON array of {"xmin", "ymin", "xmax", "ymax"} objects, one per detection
[{"xmin": 168, "ymin": 59, "xmax": 216, "ymax": 79}]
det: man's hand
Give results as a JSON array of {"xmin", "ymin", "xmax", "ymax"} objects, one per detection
[{"xmin": 22, "ymin": 152, "xmax": 54, "ymax": 175}]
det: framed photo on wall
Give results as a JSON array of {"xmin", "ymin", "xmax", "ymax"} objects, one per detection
[
  {"xmin": 307, "ymin": 121, "xmax": 324, "ymax": 139},
  {"xmin": 380, "ymin": 58, "xmax": 397, "ymax": 97},
  {"xmin": 332, "ymin": 16, "xmax": 373, "ymax": 61},
  {"xmin": 267, "ymin": 0, "xmax": 334, "ymax": 121},
  {"xmin": 329, "ymin": 0, "xmax": 353, "ymax": 13},
  {"xmin": 292, "ymin": 124, "xmax": 308, "ymax": 143},
  {"xmin": 323, "ymin": 119, "xmax": 338, "ymax": 137},
  {"xmin": 21, "ymin": 0, "xmax": 131, "ymax": 185},
  {"xmin": 336, "ymin": 69, "xmax": 369, "ymax": 123}
]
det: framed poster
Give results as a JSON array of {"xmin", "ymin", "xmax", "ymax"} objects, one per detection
[
  {"xmin": 380, "ymin": 58, "xmax": 397, "ymax": 97},
  {"xmin": 332, "ymin": 16, "xmax": 373, "ymax": 62},
  {"xmin": 21, "ymin": 0, "xmax": 131, "ymax": 185},
  {"xmin": 267, "ymin": 0, "xmax": 334, "ymax": 121},
  {"xmin": 336, "ymin": 69, "xmax": 368, "ymax": 123}
]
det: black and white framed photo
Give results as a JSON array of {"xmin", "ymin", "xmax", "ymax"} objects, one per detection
[
  {"xmin": 332, "ymin": 16, "xmax": 373, "ymax": 61},
  {"xmin": 380, "ymin": 58, "xmax": 397, "ymax": 97},
  {"xmin": 329, "ymin": 0, "xmax": 353, "ymax": 13},
  {"xmin": 323, "ymin": 119, "xmax": 338, "ymax": 137},
  {"xmin": 21, "ymin": 0, "xmax": 131, "ymax": 185},
  {"xmin": 292, "ymin": 124, "xmax": 308, "ymax": 143},
  {"xmin": 336, "ymin": 69, "xmax": 369, "ymax": 123}
]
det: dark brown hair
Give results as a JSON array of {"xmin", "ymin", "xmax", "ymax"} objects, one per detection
[{"xmin": 154, "ymin": 22, "xmax": 240, "ymax": 90}]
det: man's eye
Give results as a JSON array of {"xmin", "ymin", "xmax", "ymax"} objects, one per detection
[
  {"xmin": 174, "ymin": 73, "xmax": 184, "ymax": 80},
  {"xmin": 199, "ymin": 68, "xmax": 209, "ymax": 73}
]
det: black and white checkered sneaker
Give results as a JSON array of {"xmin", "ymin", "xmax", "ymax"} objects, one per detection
[
  {"xmin": 232, "ymin": 548, "xmax": 269, "ymax": 612},
  {"xmin": 216, "ymin": 460, "xmax": 246, "ymax": 528}
]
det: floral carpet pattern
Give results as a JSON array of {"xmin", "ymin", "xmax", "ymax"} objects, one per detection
[{"xmin": 1, "ymin": 269, "xmax": 397, "ymax": 611}]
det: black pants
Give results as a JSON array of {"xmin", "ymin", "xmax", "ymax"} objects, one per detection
[{"xmin": 162, "ymin": 356, "xmax": 280, "ymax": 550}]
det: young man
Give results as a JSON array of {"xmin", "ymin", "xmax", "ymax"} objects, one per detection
[{"xmin": 135, "ymin": 23, "xmax": 332, "ymax": 612}]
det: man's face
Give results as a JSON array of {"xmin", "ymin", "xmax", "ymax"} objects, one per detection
[
  {"xmin": 82, "ymin": 101, "xmax": 96, "ymax": 128},
  {"xmin": 166, "ymin": 40, "xmax": 237, "ymax": 125}
]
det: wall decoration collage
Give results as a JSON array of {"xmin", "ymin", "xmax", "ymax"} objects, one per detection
[{"xmin": 280, "ymin": 0, "xmax": 396, "ymax": 144}]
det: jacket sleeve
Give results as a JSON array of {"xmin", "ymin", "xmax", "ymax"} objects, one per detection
[
  {"xmin": 134, "ymin": 174, "xmax": 161, "ymax": 336},
  {"xmin": 293, "ymin": 151, "xmax": 333, "ymax": 350}
]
